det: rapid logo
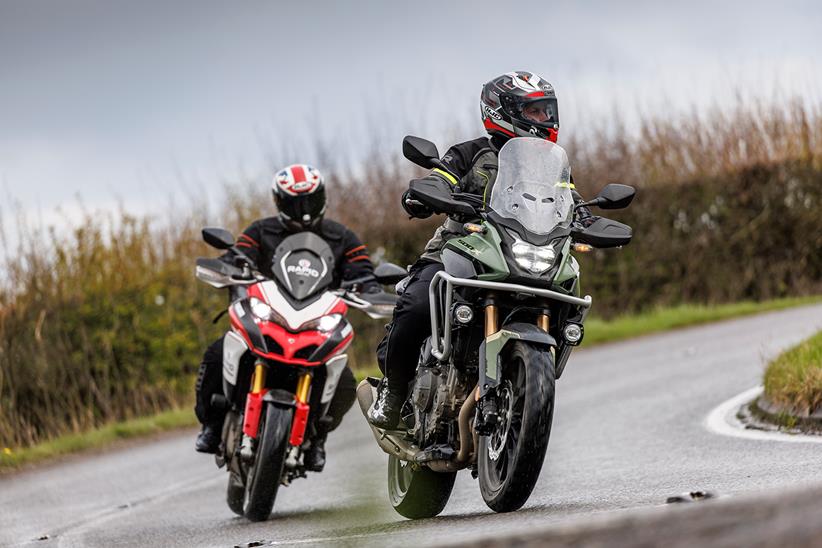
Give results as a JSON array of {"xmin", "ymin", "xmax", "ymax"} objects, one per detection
[{"xmin": 287, "ymin": 258, "xmax": 320, "ymax": 278}]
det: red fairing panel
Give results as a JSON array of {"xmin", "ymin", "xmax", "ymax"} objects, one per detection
[
  {"xmin": 243, "ymin": 390, "xmax": 267, "ymax": 438},
  {"xmin": 228, "ymin": 283, "xmax": 350, "ymax": 367},
  {"xmin": 289, "ymin": 402, "xmax": 310, "ymax": 446}
]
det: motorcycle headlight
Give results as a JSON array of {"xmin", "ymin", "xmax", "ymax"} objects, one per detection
[
  {"xmin": 249, "ymin": 297, "xmax": 273, "ymax": 320},
  {"xmin": 511, "ymin": 238, "xmax": 557, "ymax": 275},
  {"xmin": 299, "ymin": 313, "xmax": 343, "ymax": 333},
  {"xmin": 248, "ymin": 297, "xmax": 289, "ymax": 327}
]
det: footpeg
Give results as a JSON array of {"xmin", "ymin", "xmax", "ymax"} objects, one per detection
[{"xmin": 413, "ymin": 444, "xmax": 456, "ymax": 463}]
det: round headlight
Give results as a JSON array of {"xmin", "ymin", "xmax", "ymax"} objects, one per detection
[
  {"xmin": 563, "ymin": 323, "xmax": 583, "ymax": 344},
  {"xmin": 454, "ymin": 305, "xmax": 474, "ymax": 324}
]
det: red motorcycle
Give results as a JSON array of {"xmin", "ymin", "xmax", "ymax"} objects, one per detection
[{"xmin": 196, "ymin": 227, "xmax": 402, "ymax": 521}]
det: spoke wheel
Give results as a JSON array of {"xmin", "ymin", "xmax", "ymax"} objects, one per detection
[{"xmin": 478, "ymin": 341, "xmax": 555, "ymax": 513}]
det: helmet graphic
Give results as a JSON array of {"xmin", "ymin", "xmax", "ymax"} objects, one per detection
[
  {"xmin": 480, "ymin": 71, "xmax": 559, "ymax": 142},
  {"xmin": 272, "ymin": 164, "xmax": 327, "ymax": 229}
]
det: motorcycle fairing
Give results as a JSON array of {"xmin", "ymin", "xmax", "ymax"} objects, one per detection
[
  {"xmin": 320, "ymin": 354, "xmax": 348, "ymax": 404},
  {"xmin": 252, "ymin": 281, "xmax": 341, "ymax": 331},
  {"xmin": 478, "ymin": 322, "xmax": 556, "ymax": 397},
  {"xmin": 307, "ymin": 321, "xmax": 353, "ymax": 363},
  {"xmin": 273, "ymin": 232, "xmax": 335, "ymax": 306},
  {"xmin": 441, "ymin": 223, "xmax": 509, "ymax": 281},
  {"xmin": 223, "ymin": 330, "xmax": 248, "ymax": 386},
  {"xmin": 229, "ymin": 283, "xmax": 351, "ymax": 367},
  {"xmin": 229, "ymin": 299, "xmax": 268, "ymax": 353}
]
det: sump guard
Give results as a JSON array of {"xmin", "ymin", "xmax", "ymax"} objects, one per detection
[{"xmin": 479, "ymin": 321, "xmax": 556, "ymax": 397}]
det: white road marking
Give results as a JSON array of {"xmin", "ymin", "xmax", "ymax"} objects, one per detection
[{"xmin": 704, "ymin": 385, "xmax": 822, "ymax": 444}]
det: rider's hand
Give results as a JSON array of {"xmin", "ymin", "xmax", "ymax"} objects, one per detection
[
  {"xmin": 401, "ymin": 188, "xmax": 433, "ymax": 219},
  {"xmin": 573, "ymin": 213, "xmax": 599, "ymax": 229}
]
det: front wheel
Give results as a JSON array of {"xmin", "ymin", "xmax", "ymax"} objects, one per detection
[
  {"xmin": 478, "ymin": 341, "xmax": 555, "ymax": 513},
  {"xmin": 387, "ymin": 456, "xmax": 456, "ymax": 519},
  {"xmin": 243, "ymin": 403, "xmax": 293, "ymax": 521}
]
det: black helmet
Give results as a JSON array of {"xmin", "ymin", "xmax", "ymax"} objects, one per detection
[
  {"xmin": 480, "ymin": 71, "xmax": 559, "ymax": 142},
  {"xmin": 272, "ymin": 164, "xmax": 326, "ymax": 229}
]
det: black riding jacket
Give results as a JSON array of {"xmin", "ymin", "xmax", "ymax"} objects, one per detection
[
  {"xmin": 410, "ymin": 135, "xmax": 590, "ymax": 262},
  {"xmin": 226, "ymin": 216, "xmax": 376, "ymax": 288}
]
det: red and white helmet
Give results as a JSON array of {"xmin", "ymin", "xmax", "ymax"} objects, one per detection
[
  {"xmin": 480, "ymin": 71, "xmax": 559, "ymax": 142},
  {"xmin": 272, "ymin": 164, "xmax": 327, "ymax": 229}
]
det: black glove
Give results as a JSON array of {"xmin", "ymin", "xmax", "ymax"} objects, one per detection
[
  {"xmin": 571, "ymin": 188, "xmax": 597, "ymax": 228},
  {"xmin": 401, "ymin": 188, "xmax": 433, "ymax": 219}
]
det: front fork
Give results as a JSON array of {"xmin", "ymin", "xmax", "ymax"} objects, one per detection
[
  {"xmin": 241, "ymin": 361, "xmax": 312, "ymax": 448},
  {"xmin": 477, "ymin": 302, "xmax": 551, "ymax": 434}
]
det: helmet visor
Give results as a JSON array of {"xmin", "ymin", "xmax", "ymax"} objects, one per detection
[
  {"xmin": 519, "ymin": 98, "xmax": 559, "ymax": 127},
  {"xmin": 277, "ymin": 187, "xmax": 326, "ymax": 223}
]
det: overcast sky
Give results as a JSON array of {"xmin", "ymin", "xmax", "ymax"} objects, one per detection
[{"xmin": 1, "ymin": 0, "xmax": 821, "ymax": 237}]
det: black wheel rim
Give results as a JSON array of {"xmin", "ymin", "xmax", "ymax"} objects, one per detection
[{"xmin": 485, "ymin": 356, "xmax": 525, "ymax": 489}]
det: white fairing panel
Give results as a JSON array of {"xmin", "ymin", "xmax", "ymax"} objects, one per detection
[
  {"xmin": 321, "ymin": 354, "xmax": 348, "ymax": 404},
  {"xmin": 258, "ymin": 280, "xmax": 339, "ymax": 330},
  {"xmin": 222, "ymin": 330, "xmax": 248, "ymax": 386}
]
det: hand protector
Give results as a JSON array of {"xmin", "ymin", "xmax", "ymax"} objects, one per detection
[{"xmin": 401, "ymin": 188, "xmax": 433, "ymax": 219}]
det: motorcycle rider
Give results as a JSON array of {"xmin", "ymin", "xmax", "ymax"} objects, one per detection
[
  {"xmin": 370, "ymin": 71, "xmax": 595, "ymax": 429},
  {"xmin": 196, "ymin": 164, "xmax": 378, "ymax": 472}
]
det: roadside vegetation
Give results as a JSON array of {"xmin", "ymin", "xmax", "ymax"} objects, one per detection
[
  {"xmin": 763, "ymin": 330, "xmax": 822, "ymax": 417},
  {"xmin": 0, "ymin": 407, "xmax": 195, "ymax": 472},
  {"xmin": 3, "ymin": 297, "xmax": 818, "ymax": 473},
  {"xmin": 1, "ymin": 95, "xmax": 821, "ymax": 453}
]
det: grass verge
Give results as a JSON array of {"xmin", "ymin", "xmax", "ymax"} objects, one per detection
[
  {"xmin": 3, "ymin": 295, "xmax": 819, "ymax": 474},
  {"xmin": 763, "ymin": 329, "xmax": 822, "ymax": 416},
  {"xmin": 0, "ymin": 407, "xmax": 197, "ymax": 474}
]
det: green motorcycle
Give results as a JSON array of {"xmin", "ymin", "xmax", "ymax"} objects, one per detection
[{"xmin": 357, "ymin": 136, "xmax": 635, "ymax": 517}]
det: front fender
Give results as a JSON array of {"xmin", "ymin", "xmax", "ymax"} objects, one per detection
[{"xmin": 478, "ymin": 322, "xmax": 556, "ymax": 397}]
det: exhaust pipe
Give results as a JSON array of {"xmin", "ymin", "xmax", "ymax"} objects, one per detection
[
  {"xmin": 357, "ymin": 380, "xmax": 480, "ymax": 472},
  {"xmin": 356, "ymin": 380, "xmax": 418, "ymax": 461},
  {"xmin": 425, "ymin": 385, "xmax": 478, "ymax": 473}
]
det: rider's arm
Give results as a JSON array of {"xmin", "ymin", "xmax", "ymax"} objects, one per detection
[
  {"xmin": 401, "ymin": 141, "xmax": 476, "ymax": 218},
  {"xmin": 339, "ymin": 229, "xmax": 379, "ymax": 292},
  {"xmin": 221, "ymin": 221, "xmax": 262, "ymax": 267}
]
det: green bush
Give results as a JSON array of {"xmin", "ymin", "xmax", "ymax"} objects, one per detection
[{"xmin": 763, "ymin": 330, "xmax": 822, "ymax": 415}]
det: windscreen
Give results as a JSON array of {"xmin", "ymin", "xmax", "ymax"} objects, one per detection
[
  {"xmin": 272, "ymin": 232, "xmax": 335, "ymax": 302},
  {"xmin": 488, "ymin": 138, "xmax": 574, "ymax": 235}
]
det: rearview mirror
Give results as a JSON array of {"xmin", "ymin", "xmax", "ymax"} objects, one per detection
[
  {"xmin": 202, "ymin": 227, "xmax": 235, "ymax": 250},
  {"xmin": 403, "ymin": 135, "xmax": 440, "ymax": 169},
  {"xmin": 594, "ymin": 184, "xmax": 635, "ymax": 210}
]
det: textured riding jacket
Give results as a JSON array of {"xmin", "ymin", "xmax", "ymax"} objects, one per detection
[{"xmin": 227, "ymin": 216, "xmax": 375, "ymax": 286}]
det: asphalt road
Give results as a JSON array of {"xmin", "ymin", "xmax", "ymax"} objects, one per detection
[{"xmin": 2, "ymin": 304, "xmax": 821, "ymax": 548}]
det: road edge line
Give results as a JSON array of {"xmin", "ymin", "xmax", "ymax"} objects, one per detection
[{"xmin": 704, "ymin": 385, "xmax": 822, "ymax": 444}]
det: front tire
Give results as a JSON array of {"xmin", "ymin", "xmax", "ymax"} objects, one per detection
[
  {"xmin": 478, "ymin": 341, "xmax": 555, "ymax": 513},
  {"xmin": 387, "ymin": 456, "xmax": 456, "ymax": 519},
  {"xmin": 243, "ymin": 403, "xmax": 293, "ymax": 522}
]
